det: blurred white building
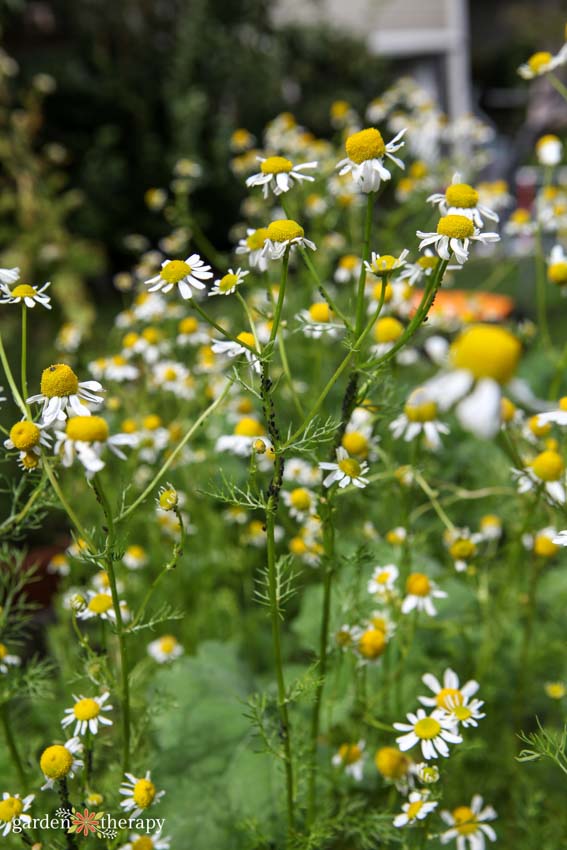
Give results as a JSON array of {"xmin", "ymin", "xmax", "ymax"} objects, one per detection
[{"xmin": 273, "ymin": 0, "xmax": 472, "ymax": 119}]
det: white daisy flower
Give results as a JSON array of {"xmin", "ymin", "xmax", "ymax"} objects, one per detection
[
  {"xmin": 0, "ymin": 792, "xmax": 34, "ymax": 837},
  {"xmin": 235, "ymin": 227, "xmax": 270, "ymax": 272},
  {"xmin": 0, "ymin": 281, "xmax": 51, "ymax": 309},
  {"xmin": 0, "ymin": 642, "xmax": 20, "ymax": 674},
  {"xmin": 120, "ymin": 831, "xmax": 171, "ymax": 850},
  {"xmin": 282, "ymin": 487, "xmax": 317, "ymax": 521},
  {"xmin": 337, "ymin": 127, "xmax": 406, "ymax": 193},
  {"xmin": 283, "ymin": 458, "xmax": 320, "ymax": 487},
  {"xmin": 297, "ymin": 302, "xmax": 343, "ymax": 338},
  {"xmin": 147, "ymin": 635, "xmax": 184, "ymax": 664},
  {"xmin": 0, "ymin": 266, "xmax": 20, "ymax": 285},
  {"xmin": 123, "ymin": 545, "xmax": 148, "ymax": 570},
  {"xmin": 54, "ymin": 415, "xmax": 137, "ymax": 479},
  {"xmin": 332, "ymin": 740, "xmax": 366, "ymax": 781},
  {"xmin": 402, "ymin": 572, "xmax": 447, "ymax": 617},
  {"xmin": 209, "ymin": 267, "xmax": 249, "ymax": 297},
  {"xmin": 319, "ymin": 446, "xmax": 369, "ymax": 489},
  {"xmin": 61, "ymin": 692, "xmax": 113, "ymax": 736},
  {"xmin": 394, "ymin": 708, "xmax": 462, "ymax": 760},
  {"xmin": 367, "ymin": 563, "xmax": 399, "ymax": 596},
  {"xmin": 211, "ymin": 331, "xmax": 260, "ymax": 374},
  {"xmin": 390, "ymin": 387, "xmax": 449, "ymax": 451},
  {"xmin": 119, "ymin": 771, "xmax": 165, "ymax": 819},
  {"xmin": 364, "ymin": 249, "xmax": 409, "ymax": 278},
  {"xmin": 536, "ymin": 134, "xmax": 563, "ymax": 167},
  {"xmin": 518, "ymin": 46, "xmax": 567, "ymax": 79},
  {"xmin": 546, "ymin": 244, "xmax": 567, "ymax": 292},
  {"xmin": 444, "ymin": 694, "xmax": 486, "ymax": 728},
  {"xmin": 417, "ymin": 214, "xmax": 499, "ymax": 265},
  {"xmin": 418, "ymin": 668, "xmax": 480, "ymax": 710},
  {"xmin": 78, "ymin": 591, "xmax": 129, "ymax": 623},
  {"xmin": 427, "ymin": 174, "xmax": 498, "ymax": 228},
  {"xmin": 511, "ymin": 449, "xmax": 566, "ymax": 505},
  {"xmin": 40, "ymin": 737, "xmax": 83, "ymax": 789},
  {"xmin": 334, "ymin": 254, "xmax": 361, "ymax": 283},
  {"xmin": 394, "ymin": 791, "xmax": 438, "ymax": 828},
  {"xmin": 246, "ymin": 155, "xmax": 317, "ymax": 198},
  {"xmin": 145, "ymin": 254, "xmax": 213, "ymax": 299},
  {"xmin": 4, "ymin": 419, "xmax": 51, "ymax": 465},
  {"xmin": 440, "ymin": 795, "xmax": 497, "ymax": 850},
  {"xmin": 27, "ymin": 364, "xmax": 104, "ymax": 425},
  {"xmin": 215, "ymin": 416, "xmax": 268, "ymax": 456},
  {"xmin": 261, "ymin": 219, "xmax": 316, "ymax": 261}
]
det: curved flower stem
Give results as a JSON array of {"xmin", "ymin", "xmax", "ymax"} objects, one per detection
[
  {"xmin": 1, "ymin": 702, "xmax": 28, "ymax": 789},
  {"xmin": 20, "ymin": 304, "xmax": 30, "ymax": 415},
  {"xmin": 114, "ymin": 380, "xmax": 231, "ymax": 524},
  {"xmin": 0, "ymin": 470, "xmax": 48, "ymax": 536},
  {"xmin": 413, "ymin": 470, "xmax": 456, "ymax": 533},
  {"xmin": 190, "ymin": 301, "xmax": 258, "ymax": 354},
  {"xmin": 0, "ymin": 331, "xmax": 28, "ymax": 417},
  {"xmin": 534, "ymin": 221, "xmax": 552, "ymax": 351},
  {"xmin": 130, "ymin": 509, "xmax": 185, "ymax": 630},
  {"xmin": 42, "ymin": 456, "xmax": 93, "ymax": 548},
  {"xmin": 236, "ymin": 291, "xmax": 261, "ymax": 352},
  {"xmin": 354, "ymin": 194, "xmax": 374, "ymax": 337},
  {"xmin": 269, "ymin": 247, "xmax": 290, "ymax": 344},
  {"xmin": 298, "ymin": 248, "xmax": 353, "ymax": 330},
  {"xmin": 92, "ymin": 474, "xmax": 131, "ymax": 774},
  {"xmin": 548, "ymin": 73, "xmax": 567, "ymax": 104}
]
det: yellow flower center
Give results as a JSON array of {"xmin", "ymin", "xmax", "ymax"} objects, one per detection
[
  {"xmin": 159, "ymin": 635, "xmax": 177, "ymax": 654},
  {"xmin": 0, "ymin": 797, "xmax": 23, "ymax": 822},
  {"xmin": 370, "ymin": 255, "xmax": 398, "ymax": 275},
  {"xmin": 122, "ymin": 332, "xmax": 138, "ymax": 349},
  {"xmin": 338, "ymin": 457, "xmax": 362, "ymax": 478},
  {"xmin": 0, "ymin": 643, "xmax": 7, "ymax": 660},
  {"xmin": 236, "ymin": 331, "xmax": 256, "ymax": 349},
  {"xmin": 453, "ymin": 806, "xmax": 478, "ymax": 836},
  {"xmin": 308, "ymin": 302, "xmax": 331, "ymax": 323},
  {"xmin": 345, "ymin": 128, "xmax": 386, "ymax": 164},
  {"xmin": 163, "ymin": 367, "xmax": 178, "ymax": 382},
  {"xmin": 179, "ymin": 316, "xmax": 199, "ymax": 334},
  {"xmin": 66, "ymin": 416, "xmax": 109, "ymax": 443},
  {"xmin": 21, "ymin": 452, "xmax": 39, "ymax": 470},
  {"xmin": 358, "ymin": 628, "xmax": 386, "ymax": 659},
  {"xmin": 375, "ymin": 317, "xmax": 404, "ymax": 344},
  {"xmin": 40, "ymin": 744, "xmax": 73, "ymax": 779},
  {"xmin": 342, "ymin": 431, "xmax": 369, "ymax": 457},
  {"xmin": 501, "ymin": 397, "xmax": 516, "ymax": 423},
  {"xmin": 338, "ymin": 743, "xmax": 362, "ymax": 764},
  {"xmin": 40, "ymin": 364, "xmax": 79, "ymax": 398},
  {"xmin": 414, "ymin": 717, "xmax": 441, "ymax": 739},
  {"xmin": 435, "ymin": 687, "xmax": 464, "ymax": 709},
  {"xmin": 234, "ymin": 417, "xmax": 265, "ymax": 437},
  {"xmin": 122, "ymin": 419, "xmax": 137, "ymax": 434},
  {"xmin": 511, "ymin": 209, "xmax": 530, "ymax": 225},
  {"xmin": 9, "ymin": 421, "xmax": 41, "ymax": 450},
  {"xmin": 290, "ymin": 537, "xmax": 308, "ymax": 556},
  {"xmin": 375, "ymin": 746, "xmax": 410, "ymax": 779},
  {"xmin": 159, "ymin": 488, "xmax": 178, "ymax": 510},
  {"xmin": 160, "ymin": 260, "xmax": 191, "ymax": 284},
  {"xmin": 133, "ymin": 778, "xmax": 156, "ymax": 809},
  {"xmin": 218, "ymin": 273, "xmax": 239, "ymax": 293},
  {"xmin": 73, "ymin": 697, "xmax": 101, "ymax": 721},
  {"xmin": 142, "ymin": 328, "xmax": 160, "ymax": 344},
  {"xmin": 528, "ymin": 52, "xmax": 552, "ymax": 72},
  {"xmin": 528, "ymin": 415, "xmax": 551, "ymax": 437},
  {"xmin": 531, "ymin": 450, "xmax": 564, "ymax": 482},
  {"xmin": 12, "ymin": 284, "xmax": 37, "ymax": 298},
  {"xmin": 126, "ymin": 545, "xmax": 145, "ymax": 560},
  {"xmin": 436, "ymin": 214, "xmax": 475, "ymax": 239},
  {"xmin": 545, "ymin": 682, "xmax": 566, "ymax": 699},
  {"xmin": 260, "ymin": 156, "xmax": 293, "ymax": 174},
  {"xmin": 417, "ymin": 255, "xmax": 439, "ymax": 269},
  {"xmin": 88, "ymin": 594, "xmax": 113, "ymax": 615},
  {"xmin": 450, "ymin": 324, "xmax": 521, "ymax": 383},
  {"xmin": 406, "ymin": 572, "xmax": 431, "ymax": 596},
  {"xmin": 445, "ymin": 183, "xmax": 479, "ymax": 209},
  {"xmin": 266, "ymin": 219, "xmax": 304, "ymax": 243},
  {"xmin": 407, "ymin": 800, "xmax": 424, "ymax": 820},
  {"xmin": 404, "ymin": 396, "xmax": 437, "ymax": 423},
  {"xmin": 410, "ymin": 161, "xmax": 428, "ymax": 179},
  {"xmin": 143, "ymin": 414, "xmax": 162, "ymax": 431},
  {"xmin": 339, "ymin": 254, "xmax": 359, "ymax": 270},
  {"xmin": 549, "ymin": 262, "xmax": 567, "ymax": 286},
  {"xmin": 132, "ymin": 838, "xmax": 154, "ymax": 850},
  {"xmin": 289, "ymin": 488, "xmax": 312, "ymax": 510},
  {"xmin": 451, "ymin": 704, "xmax": 473, "ymax": 722},
  {"xmin": 537, "ymin": 134, "xmax": 560, "ymax": 150},
  {"xmin": 449, "ymin": 539, "xmax": 476, "ymax": 561},
  {"xmin": 246, "ymin": 228, "xmax": 269, "ymax": 250},
  {"xmin": 534, "ymin": 534, "xmax": 559, "ymax": 558}
]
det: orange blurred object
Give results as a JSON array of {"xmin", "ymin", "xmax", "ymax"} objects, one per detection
[{"xmin": 411, "ymin": 289, "xmax": 514, "ymax": 322}]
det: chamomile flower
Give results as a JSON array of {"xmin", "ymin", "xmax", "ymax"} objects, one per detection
[
  {"xmin": 0, "ymin": 280, "xmax": 51, "ymax": 308},
  {"xmin": 120, "ymin": 831, "xmax": 171, "ymax": 850},
  {"xmin": 39, "ymin": 737, "xmax": 83, "ymax": 789},
  {"xmin": 235, "ymin": 228, "xmax": 270, "ymax": 271},
  {"xmin": 417, "ymin": 215, "xmax": 499, "ymax": 265},
  {"xmin": 444, "ymin": 528, "xmax": 481, "ymax": 573},
  {"xmin": 216, "ymin": 416, "xmax": 268, "ymax": 456},
  {"xmin": 394, "ymin": 791, "xmax": 438, "ymax": 828},
  {"xmin": 209, "ymin": 267, "xmax": 249, "ymax": 297},
  {"xmin": 402, "ymin": 572, "xmax": 447, "ymax": 617},
  {"xmin": 512, "ymin": 449, "xmax": 566, "ymax": 504},
  {"xmin": 78, "ymin": 591, "xmax": 128, "ymax": 623},
  {"xmin": 145, "ymin": 254, "xmax": 213, "ymax": 299},
  {"xmin": 0, "ymin": 643, "xmax": 20, "ymax": 674},
  {"xmin": 0, "ymin": 266, "xmax": 20, "ymax": 285},
  {"xmin": 354, "ymin": 626, "xmax": 388, "ymax": 662},
  {"xmin": 284, "ymin": 458, "xmax": 321, "ymax": 487},
  {"xmin": 61, "ymin": 693, "xmax": 113, "ymax": 736},
  {"xmin": 261, "ymin": 219, "xmax": 316, "ymax": 261},
  {"xmin": 545, "ymin": 681, "xmax": 566, "ymax": 699},
  {"xmin": 416, "ymin": 763, "xmax": 440, "ymax": 784},
  {"xmin": 54, "ymin": 416, "xmax": 137, "ymax": 478},
  {"xmin": 245, "ymin": 155, "xmax": 317, "ymax": 197},
  {"xmin": 0, "ymin": 793, "xmax": 34, "ymax": 837},
  {"xmin": 334, "ymin": 254, "xmax": 361, "ymax": 283},
  {"xmin": 536, "ymin": 134, "xmax": 563, "ymax": 167},
  {"xmin": 320, "ymin": 447, "xmax": 369, "ymax": 489},
  {"xmin": 522, "ymin": 526, "xmax": 560, "ymax": 558},
  {"xmin": 47, "ymin": 553, "xmax": 70, "ymax": 576},
  {"xmin": 120, "ymin": 772, "xmax": 165, "ymax": 820},
  {"xmin": 367, "ymin": 564, "xmax": 399, "ymax": 596},
  {"xmin": 4, "ymin": 420, "xmax": 51, "ymax": 463},
  {"xmin": 337, "ymin": 127, "xmax": 406, "ymax": 193},
  {"xmin": 332, "ymin": 741, "xmax": 366, "ymax": 781},
  {"xmin": 394, "ymin": 708, "xmax": 462, "ymax": 759},
  {"xmin": 440, "ymin": 796, "xmax": 497, "ymax": 850},
  {"xmin": 27, "ymin": 364, "xmax": 104, "ymax": 425},
  {"xmin": 418, "ymin": 669, "xmax": 480, "ymax": 710},
  {"xmin": 364, "ymin": 250, "xmax": 409, "ymax": 278},
  {"xmin": 547, "ymin": 245, "xmax": 567, "ymax": 292},
  {"xmin": 427, "ymin": 174, "xmax": 498, "ymax": 228},
  {"xmin": 390, "ymin": 388, "xmax": 449, "ymax": 450},
  {"xmin": 297, "ymin": 302, "xmax": 342, "ymax": 338},
  {"xmin": 123, "ymin": 545, "xmax": 148, "ymax": 570},
  {"xmin": 282, "ymin": 487, "xmax": 317, "ymax": 521},
  {"xmin": 479, "ymin": 514, "xmax": 502, "ymax": 541},
  {"xmin": 211, "ymin": 332, "xmax": 261, "ymax": 374},
  {"xmin": 147, "ymin": 635, "xmax": 184, "ymax": 664},
  {"xmin": 518, "ymin": 46, "xmax": 567, "ymax": 79},
  {"xmin": 444, "ymin": 695, "xmax": 486, "ymax": 728}
]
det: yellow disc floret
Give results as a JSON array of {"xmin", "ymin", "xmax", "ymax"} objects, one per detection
[
  {"xmin": 450, "ymin": 324, "xmax": 521, "ymax": 384},
  {"xmin": 218, "ymin": 273, "xmax": 239, "ymax": 293},
  {"xmin": 289, "ymin": 488, "xmax": 312, "ymax": 511},
  {"xmin": 40, "ymin": 364, "xmax": 79, "ymax": 398},
  {"xmin": 358, "ymin": 628, "xmax": 386, "ymax": 659},
  {"xmin": 404, "ymin": 390, "xmax": 437, "ymax": 423},
  {"xmin": 40, "ymin": 744, "xmax": 73, "ymax": 779},
  {"xmin": 406, "ymin": 572, "xmax": 431, "ymax": 596},
  {"xmin": 548, "ymin": 262, "xmax": 567, "ymax": 286},
  {"xmin": 342, "ymin": 431, "xmax": 369, "ymax": 457},
  {"xmin": 246, "ymin": 228, "xmax": 269, "ymax": 250},
  {"xmin": 266, "ymin": 219, "xmax": 304, "ymax": 243},
  {"xmin": 437, "ymin": 214, "xmax": 475, "ymax": 239},
  {"xmin": 435, "ymin": 688, "xmax": 463, "ymax": 709},
  {"xmin": 159, "ymin": 488, "xmax": 178, "ymax": 510},
  {"xmin": 73, "ymin": 698, "xmax": 101, "ymax": 721},
  {"xmin": 414, "ymin": 717, "xmax": 441, "ymax": 739},
  {"xmin": 159, "ymin": 635, "xmax": 177, "ymax": 654},
  {"xmin": 160, "ymin": 260, "xmax": 191, "ymax": 284},
  {"xmin": 236, "ymin": 331, "xmax": 256, "ymax": 349},
  {"xmin": 0, "ymin": 796, "xmax": 23, "ymax": 822},
  {"xmin": 375, "ymin": 746, "xmax": 410, "ymax": 779},
  {"xmin": 337, "ymin": 742, "xmax": 362, "ymax": 764},
  {"xmin": 234, "ymin": 417, "xmax": 265, "ymax": 438},
  {"xmin": 132, "ymin": 838, "xmax": 154, "ymax": 850},
  {"xmin": 178, "ymin": 316, "xmax": 199, "ymax": 334},
  {"xmin": 453, "ymin": 806, "xmax": 478, "ymax": 836},
  {"xmin": 12, "ymin": 284, "xmax": 37, "ymax": 298},
  {"xmin": 345, "ymin": 128, "xmax": 386, "ymax": 164},
  {"xmin": 66, "ymin": 416, "xmax": 109, "ymax": 443},
  {"xmin": 88, "ymin": 594, "xmax": 113, "ymax": 615},
  {"xmin": 132, "ymin": 778, "xmax": 156, "ymax": 809},
  {"xmin": 9, "ymin": 421, "xmax": 41, "ymax": 451},
  {"xmin": 528, "ymin": 51, "xmax": 553, "ymax": 73},
  {"xmin": 260, "ymin": 156, "xmax": 293, "ymax": 174},
  {"xmin": 445, "ymin": 183, "xmax": 479, "ymax": 209},
  {"xmin": 530, "ymin": 450, "xmax": 564, "ymax": 482},
  {"xmin": 338, "ymin": 457, "xmax": 362, "ymax": 478},
  {"xmin": 375, "ymin": 317, "xmax": 404, "ymax": 344},
  {"xmin": 534, "ymin": 534, "xmax": 559, "ymax": 558},
  {"xmin": 308, "ymin": 302, "xmax": 331, "ymax": 323}
]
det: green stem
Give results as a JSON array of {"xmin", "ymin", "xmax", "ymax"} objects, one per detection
[
  {"xmin": 1, "ymin": 703, "xmax": 28, "ymax": 788},
  {"xmin": 548, "ymin": 73, "xmax": 567, "ymax": 103},
  {"xmin": 130, "ymin": 509, "xmax": 185, "ymax": 629},
  {"xmin": 299, "ymin": 248, "xmax": 352, "ymax": 330},
  {"xmin": 191, "ymin": 301, "xmax": 258, "ymax": 354},
  {"xmin": 236, "ymin": 291, "xmax": 261, "ymax": 352},
  {"xmin": 42, "ymin": 457, "xmax": 93, "ymax": 548},
  {"xmin": 0, "ymin": 331, "xmax": 28, "ymax": 417},
  {"xmin": 21, "ymin": 305, "xmax": 30, "ymax": 415},
  {"xmin": 354, "ymin": 194, "xmax": 374, "ymax": 337},
  {"xmin": 269, "ymin": 248, "xmax": 290, "ymax": 343},
  {"xmin": 535, "ymin": 222, "xmax": 552, "ymax": 350}
]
